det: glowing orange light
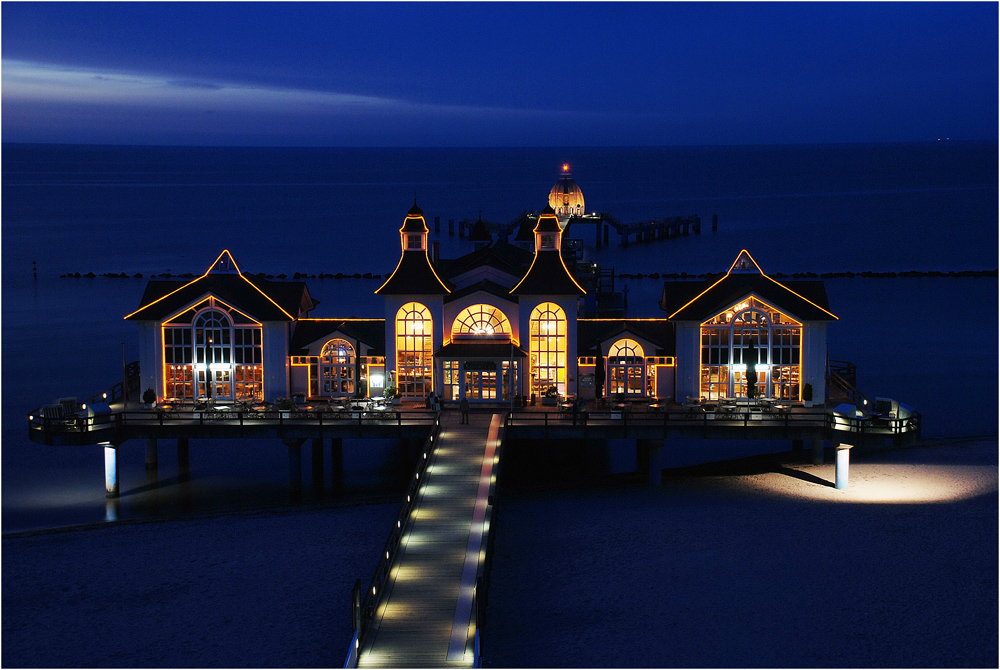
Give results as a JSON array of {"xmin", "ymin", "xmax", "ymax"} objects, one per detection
[{"xmin": 562, "ymin": 164, "xmax": 570, "ymax": 172}]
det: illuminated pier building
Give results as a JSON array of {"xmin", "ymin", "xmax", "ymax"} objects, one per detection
[{"xmin": 127, "ymin": 204, "xmax": 836, "ymax": 407}]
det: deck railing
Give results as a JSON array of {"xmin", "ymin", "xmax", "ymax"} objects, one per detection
[
  {"xmin": 471, "ymin": 413, "xmax": 505, "ymax": 667},
  {"xmin": 505, "ymin": 408, "xmax": 921, "ymax": 439},
  {"xmin": 28, "ymin": 407, "xmax": 439, "ymax": 438},
  {"xmin": 348, "ymin": 414, "xmax": 441, "ymax": 667}
]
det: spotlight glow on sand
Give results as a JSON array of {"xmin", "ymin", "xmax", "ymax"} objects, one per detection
[{"xmin": 754, "ymin": 463, "xmax": 996, "ymax": 503}]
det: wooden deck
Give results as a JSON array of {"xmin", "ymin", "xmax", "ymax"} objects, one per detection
[{"xmin": 357, "ymin": 412, "xmax": 501, "ymax": 668}]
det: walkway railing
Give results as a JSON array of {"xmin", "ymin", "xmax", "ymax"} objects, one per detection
[
  {"xmin": 347, "ymin": 414, "xmax": 442, "ymax": 667},
  {"xmin": 471, "ymin": 413, "xmax": 506, "ymax": 668}
]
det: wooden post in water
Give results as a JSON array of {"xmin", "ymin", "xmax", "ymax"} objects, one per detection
[
  {"xmin": 448, "ymin": 219, "xmax": 455, "ymax": 235},
  {"xmin": 434, "ymin": 215, "xmax": 440, "ymax": 233}
]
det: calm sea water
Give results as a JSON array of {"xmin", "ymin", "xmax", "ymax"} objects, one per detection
[{"xmin": 3, "ymin": 142, "xmax": 996, "ymax": 531}]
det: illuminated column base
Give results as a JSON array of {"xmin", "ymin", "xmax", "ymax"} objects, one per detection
[
  {"xmin": 145, "ymin": 438, "xmax": 158, "ymax": 472},
  {"xmin": 177, "ymin": 438, "xmax": 190, "ymax": 481},
  {"xmin": 104, "ymin": 445, "xmax": 119, "ymax": 498},
  {"xmin": 811, "ymin": 439, "xmax": 824, "ymax": 465},
  {"xmin": 835, "ymin": 444, "xmax": 852, "ymax": 490}
]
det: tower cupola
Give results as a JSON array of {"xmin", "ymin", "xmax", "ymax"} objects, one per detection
[
  {"xmin": 548, "ymin": 164, "xmax": 585, "ymax": 221},
  {"xmin": 376, "ymin": 201, "xmax": 451, "ymax": 295}
]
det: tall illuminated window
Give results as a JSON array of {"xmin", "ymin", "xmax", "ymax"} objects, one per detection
[
  {"xmin": 453, "ymin": 304, "xmax": 511, "ymax": 338},
  {"xmin": 700, "ymin": 297, "xmax": 801, "ymax": 401},
  {"xmin": 529, "ymin": 302, "xmax": 566, "ymax": 396},
  {"xmin": 607, "ymin": 338, "xmax": 645, "ymax": 396},
  {"xmin": 396, "ymin": 302, "xmax": 433, "ymax": 398}
]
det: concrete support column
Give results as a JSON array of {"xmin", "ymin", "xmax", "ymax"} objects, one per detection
[
  {"xmin": 330, "ymin": 438, "xmax": 344, "ymax": 495},
  {"xmin": 811, "ymin": 439, "xmax": 824, "ymax": 465},
  {"xmin": 145, "ymin": 438, "xmax": 158, "ymax": 471},
  {"xmin": 286, "ymin": 439, "xmax": 304, "ymax": 499},
  {"xmin": 835, "ymin": 444, "xmax": 852, "ymax": 490},
  {"xmin": 104, "ymin": 444, "xmax": 119, "ymax": 498},
  {"xmin": 311, "ymin": 437, "xmax": 324, "ymax": 494},
  {"xmin": 177, "ymin": 438, "xmax": 190, "ymax": 481}
]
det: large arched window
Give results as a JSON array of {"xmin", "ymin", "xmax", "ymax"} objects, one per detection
[
  {"xmin": 607, "ymin": 338, "xmax": 645, "ymax": 396},
  {"xmin": 319, "ymin": 339, "xmax": 355, "ymax": 395},
  {"xmin": 700, "ymin": 297, "xmax": 801, "ymax": 401},
  {"xmin": 396, "ymin": 302, "xmax": 433, "ymax": 398},
  {"xmin": 452, "ymin": 304, "xmax": 511, "ymax": 339},
  {"xmin": 529, "ymin": 303, "xmax": 567, "ymax": 396},
  {"xmin": 163, "ymin": 301, "xmax": 262, "ymax": 401}
]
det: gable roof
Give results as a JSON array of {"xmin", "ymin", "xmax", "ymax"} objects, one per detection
[
  {"xmin": 290, "ymin": 319, "xmax": 386, "ymax": 355},
  {"xmin": 437, "ymin": 239, "xmax": 533, "ymax": 282},
  {"xmin": 444, "ymin": 279, "xmax": 520, "ymax": 305},
  {"xmin": 577, "ymin": 319, "xmax": 675, "ymax": 356},
  {"xmin": 662, "ymin": 250, "xmax": 837, "ymax": 322},
  {"xmin": 125, "ymin": 250, "xmax": 311, "ymax": 322}
]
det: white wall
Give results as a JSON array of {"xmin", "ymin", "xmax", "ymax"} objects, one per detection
[
  {"xmin": 263, "ymin": 322, "xmax": 290, "ymax": 400},
  {"xmin": 674, "ymin": 322, "xmax": 701, "ymax": 400},
  {"xmin": 801, "ymin": 321, "xmax": 828, "ymax": 404},
  {"xmin": 137, "ymin": 321, "xmax": 160, "ymax": 400}
]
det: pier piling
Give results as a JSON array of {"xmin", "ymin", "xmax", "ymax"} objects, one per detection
[
  {"xmin": 434, "ymin": 216, "xmax": 440, "ymax": 233},
  {"xmin": 811, "ymin": 439, "xmax": 824, "ymax": 464},
  {"xmin": 312, "ymin": 437, "xmax": 324, "ymax": 493},
  {"xmin": 330, "ymin": 438, "xmax": 344, "ymax": 495},
  {"xmin": 448, "ymin": 219, "xmax": 454, "ymax": 235},
  {"xmin": 177, "ymin": 438, "xmax": 190, "ymax": 481},
  {"xmin": 835, "ymin": 444, "xmax": 852, "ymax": 490},
  {"xmin": 145, "ymin": 438, "xmax": 158, "ymax": 471},
  {"xmin": 286, "ymin": 439, "xmax": 304, "ymax": 499}
]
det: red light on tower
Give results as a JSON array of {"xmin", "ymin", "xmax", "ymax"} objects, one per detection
[{"xmin": 562, "ymin": 164, "xmax": 570, "ymax": 172}]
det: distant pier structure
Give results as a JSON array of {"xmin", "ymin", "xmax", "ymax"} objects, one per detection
[{"xmin": 450, "ymin": 165, "xmax": 709, "ymax": 247}]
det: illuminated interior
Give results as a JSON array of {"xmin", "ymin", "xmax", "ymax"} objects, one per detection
[
  {"xmin": 162, "ymin": 298, "xmax": 263, "ymax": 401},
  {"xmin": 452, "ymin": 304, "xmax": 511, "ymax": 339},
  {"xmin": 529, "ymin": 302, "xmax": 567, "ymax": 396},
  {"xmin": 396, "ymin": 302, "xmax": 433, "ymax": 398},
  {"xmin": 607, "ymin": 338, "xmax": 645, "ymax": 396},
  {"xmin": 700, "ymin": 296, "xmax": 801, "ymax": 401}
]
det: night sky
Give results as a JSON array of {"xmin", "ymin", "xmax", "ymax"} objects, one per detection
[{"xmin": 2, "ymin": 2, "xmax": 997, "ymax": 146}]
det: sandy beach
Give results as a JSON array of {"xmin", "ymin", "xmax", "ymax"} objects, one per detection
[{"xmin": 3, "ymin": 437, "xmax": 996, "ymax": 668}]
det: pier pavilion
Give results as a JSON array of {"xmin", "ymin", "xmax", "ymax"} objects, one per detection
[{"xmin": 114, "ymin": 201, "xmax": 841, "ymax": 409}]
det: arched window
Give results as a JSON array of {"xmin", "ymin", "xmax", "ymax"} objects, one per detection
[
  {"xmin": 608, "ymin": 339, "xmax": 645, "ymax": 396},
  {"xmin": 700, "ymin": 297, "xmax": 801, "ymax": 401},
  {"xmin": 452, "ymin": 304, "xmax": 511, "ymax": 338},
  {"xmin": 396, "ymin": 302, "xmax": 433, "ymax": 398},
  {"xmin": 318, "ymin": 339, "xmax": 355, "ymax": 395},
  {"xmin": 529, "ymin": 303, "xmax": 566, "ymax": 396}
]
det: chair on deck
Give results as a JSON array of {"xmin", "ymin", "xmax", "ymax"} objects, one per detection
[{"xmin": 874, "ymin": 397, "xmax": 896, "ymax": 419}]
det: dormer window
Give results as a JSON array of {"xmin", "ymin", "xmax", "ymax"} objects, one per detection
[
  {"xmin": 540, "ymin": 234, "xmax": 555, "ymax": 250},
  {"xmin": 407, "ymin": 234, "xmax": 422, "ymax": 250}
]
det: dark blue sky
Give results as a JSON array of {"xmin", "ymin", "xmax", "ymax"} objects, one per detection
[{"xmin": 2, "ymin": 2, "xmax": 996, "ymax": 146}]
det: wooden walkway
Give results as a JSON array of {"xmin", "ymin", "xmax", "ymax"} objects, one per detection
[{"xmin": 357, "ymin": 411, "xmax": 501, "ymax": 668}]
